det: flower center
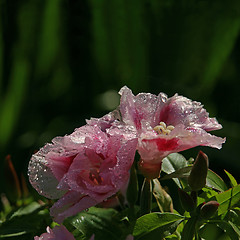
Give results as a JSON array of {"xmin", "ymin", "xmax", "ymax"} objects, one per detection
[
  {"xmin": 89, "ymin": 169, "xmax": 103, "ymax": 185},
  {"xmin": 153, "ymin": 122, "xmax": 175, "ymax": 135}
]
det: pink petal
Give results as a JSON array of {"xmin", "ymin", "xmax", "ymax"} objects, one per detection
[
  {"xmin": 139, "ymin": 126, "xmax": 225, "ymax": 163},
  {"xmin": 114, "ymin": 138, "xmax": 138, "ymax": 174},
  {"xmin": 159, "ymin": 95, "xmax": 222, "ymax": 131},
  {"xmin": 86, "ymin": 110, "xmax": 121, "ymax": 131},
  {"xmin": 34, "ymin": 225, "xmax": 75, "ymax": 240},
  {"xmin": 119, "ymin": 86, "xmax": 168, "ymax": 130},
  {"xmin": 50, "ymin": 191, "xmax": 98, "ymax": 223}
]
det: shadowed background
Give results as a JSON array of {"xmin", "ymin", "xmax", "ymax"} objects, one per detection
[{"xmin": 0, "ymin": 0, "xmax": 240, "ymax": 196}]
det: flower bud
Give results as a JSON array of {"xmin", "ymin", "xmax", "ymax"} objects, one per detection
[
  {"xmin": 138, "ymin": 160, "xmax": 162, "ymax": 179},
  {"xmin": 188, "ymin": 151, "xmax": 208, "ymax": 191},
  {"xmin": 178, "ymin": 188, "xmax": 196, "ymax": 212},
  {"xmin": 200, "ymin": 201, "xmax": 219, "ymax": 219}
]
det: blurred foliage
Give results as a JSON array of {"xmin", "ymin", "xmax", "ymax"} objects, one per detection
[{"xmin": 0, "ymin": 0, "xmax": 240, "ymax": 196}]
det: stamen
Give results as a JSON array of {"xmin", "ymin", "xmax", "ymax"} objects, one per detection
[
  {"xmin": 89, "ymin": 169, "xmax": 103, "ymax": 185},
  {"xmin": 154, "ymin": 122, "xmax": 175, "ymax": 135},
  {"xmin": 167, "ymin": 125, "xmax": 175, "ymax": 131},
  {"xmin": 159, "ymin": 122, "xmax": 167, "ymax": 128}
]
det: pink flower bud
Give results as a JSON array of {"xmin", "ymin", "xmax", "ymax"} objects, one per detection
[{"xmin": 200, "ymin": 201, "xmax": 219, "ymax": 219}]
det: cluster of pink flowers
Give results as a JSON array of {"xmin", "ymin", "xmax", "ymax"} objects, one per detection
[{"xmin": 28, "ymin": 86, "xmax": 225, "ymax": 228}]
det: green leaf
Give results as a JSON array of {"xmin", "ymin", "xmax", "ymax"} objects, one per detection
[
  {"xmin": 226, "ymin": 208, "xmax": 240, "ymax": 226},
  {"xmin": 152, "ymin": 179, "xmax": 173, "ymax": 213},
  {"xmin": 198, "ymin": 187, "xmax": 218, "ymax": 204},
  {"xmin": 206, "ymin": 169, "xmax": 228, "ymax": 192},
  {"xmin": 66, "ymin": 207, "xmax": 126, "ymax": 240},
  {"xmin": 216, "ymin": 221, "xmax": 240, "ymax": 240},
  {"xmin": 7, "ymin": 202, "xmax": 44, "ymax": 220},
  {"xmin": 162, "ymin": 154, "xmax": 188, "ymax": 173},
  {"xmin": 133, "ymin": 212, "xmax": 184, "ymax": 240},
  {"xmin": 165, "ymin": 235, "xmax": 178, "ymax": 240},
  {"xmin": 0, "ymin": 202, "xmax": 51, "ymax": 238},
  {"xmin": 224, "ymin": 170, "xmax": 238, "ymax": 187},
  {"xmin": 209, "ymin": 184, "xmax": 240, "ymax": 216},
  {"xmin": 160, "ymin": 166, "xmax": 192, "ymax": 180},
  {"xmin": 199, "ymin": 223, "xmax": 229, "ymax": 240},
  {"xmin": 181, "ymin": 217, "xmax": 197, "ymax": 240},
  {"xmin": 162, "ymin": 153, "xmax": 188, "ymax": 188}
]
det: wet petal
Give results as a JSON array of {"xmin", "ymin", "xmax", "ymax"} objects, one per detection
[
  {"xmin": 50, "ymin": 191, "xmax": 97, "ymax": 223},
  {"xmin": 28, "ymin": 144, "xmax": 67, "ymax": 199},
  {"xmin": 34, "ymin": 225, "xmax": 75, "ymax": 240},
  {"xmin": 119, "ymin": 86, "xmax": 167, "ymax": 130},
  {"xmin": 159, "ymin": 95, "xmax": 222, "ymax": 131}
]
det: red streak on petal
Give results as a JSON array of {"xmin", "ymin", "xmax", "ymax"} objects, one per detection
[{"xmin": 144, "ymin": 137, "xmax": 179, "ymax": 151}]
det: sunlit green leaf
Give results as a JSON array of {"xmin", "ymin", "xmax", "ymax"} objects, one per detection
[
  {"xmin": 198, "ymin": 187, "xmax": 218, "ymax": 204},
  {"xmin": 224, "ymin": 170, "xmax": 238, "ymax": 187},
  {"xmin": 209, "ymin": 184, "xmax": 240, "ymax": 216},
  {"xmin": 165, "ymin": 234, "xmax": 178, "ymax": 239}
]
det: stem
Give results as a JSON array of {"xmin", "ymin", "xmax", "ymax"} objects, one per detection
[
  {"xmin": 191, "ymin": 191, "xmax": 198, "ymax": 207},
  {"xmin": 140, "ymin": 178, "xmax": 152, "ymax": 216},
  {"xmin": 117, "ymin": 192, "xmax": 126, "ymax": 210},
  {"xmin": 127, "ymin": 161, "xmax": 139, "ymax": 220}
]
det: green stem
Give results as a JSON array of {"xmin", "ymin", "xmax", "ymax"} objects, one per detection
[
  {"xmin": 140, "ymin": 178, "xmax": 152, "ymax": 216},
  {"xmin": 127, "ymin": 161, "xmax": 139, "ymax": 220}
]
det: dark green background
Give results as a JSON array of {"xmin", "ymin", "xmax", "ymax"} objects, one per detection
[{"xmin": 0, "ymin": 0, "xmax": 240, "ymax": 195}]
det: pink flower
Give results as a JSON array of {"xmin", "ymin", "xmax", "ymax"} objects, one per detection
[
  {"xmin": 34, "ymin": 225, "xmax": 75, "ymax": 240},
  {"xmin": 28, "ymin": 124, "xmax": 137, "ymax": 223},
  {"xmin": 119, "ymin": 86, "xmax": 225, "ymax": 178}
]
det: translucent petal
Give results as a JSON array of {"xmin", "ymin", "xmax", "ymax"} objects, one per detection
[{"xmin": 28, "ymin": 145, "xmax": 67, "ymax": 199}]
